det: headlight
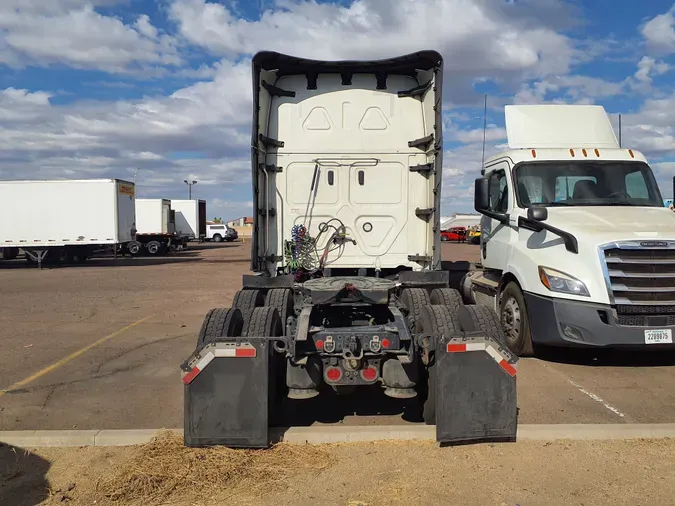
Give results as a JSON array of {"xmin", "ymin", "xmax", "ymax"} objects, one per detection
[{"xmin": 538, "ymin": 266, "xmax": 589, "ymax": 297}]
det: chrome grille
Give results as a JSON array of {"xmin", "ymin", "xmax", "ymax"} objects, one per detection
[{"xmin": 601, "ymin": 242, "xmax": 675, "ymax": 306}]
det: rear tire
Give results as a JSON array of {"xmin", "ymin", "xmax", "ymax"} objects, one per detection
[
  {"xmin": 213, "ymin": 234, "xmax": 223, "ymax": 242},
  {"xmin": 196, "ymin": 308, "xmax": 244, "ymax": 349},
  {"xmin": 264, "ymin": 289, "xmax": 294, "ymax": 334},
  {"xmin": 400, "ymin": 288, "xmax": 430, "ymax": 333},
  {"xmin": 232, "ymin": 289, "xmax": 265, "ymax": 311},
  {"xmin": 242, "ymin": 306, "xmax": 283, "ymax": 337},
  {"xmin": 500, "ymin": 282, "xmax": 534, "ymax": 357},
  {"xmin": 418, "ymin": 305, "xmax": 462, "ymax": 425},
  {"xmin": 146, "ymin": 241, "xmax": 161, "ymax": 255},
  {"xmin": 430, "ymin": 288, "xmax": 462, "ymax": 309},
  {"xmin": 127, "ymin": 241, "xmax": 141, "ymax": 256}
]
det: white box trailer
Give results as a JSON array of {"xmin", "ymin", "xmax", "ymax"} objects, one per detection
[
  {"xmin": 129, "ymin": 198, "xmax": 181, "ymax": 255},
  {"xmin": 170, "ymin": 199, "xmax": 207, "ymax": 241},
  {"xmin": 0, "ymin": 178, "xmax": 135, "ymax": 266}
]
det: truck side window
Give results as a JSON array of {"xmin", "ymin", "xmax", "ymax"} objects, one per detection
[{"xmin": 488, "ymin": 170, "xmax": 509, "ymax": 213}]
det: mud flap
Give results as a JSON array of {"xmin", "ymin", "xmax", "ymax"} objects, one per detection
[
  {"xmin": 182, "ymin": 339, "xmax": 275, "ymax": 448},
  {"xmin": 434, "ymin": 333, "xmax": 518, "ymax": 444}
]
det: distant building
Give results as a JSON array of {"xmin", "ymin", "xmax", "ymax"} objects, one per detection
[
  {"xmin": 227, "ymin": 216, "xmax": 254, "ymax": 237},
  {"xmin": 441, "ymin": 213, "xmax": 481, "ymax": 230}
]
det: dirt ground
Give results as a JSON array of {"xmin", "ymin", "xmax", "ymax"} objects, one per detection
[{"xmin": 1, "ymin": 432, "xmax": 674, "ymax": 506}]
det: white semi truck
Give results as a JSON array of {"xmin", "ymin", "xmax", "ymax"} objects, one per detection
[
  {"xmin": 180, "ymin": 51, "xmax": 519, "ymax": 448},
  {"xmin": 0, "ymin": 178, "xmax": 136, "ymax": 267},
  {"xmin": 128, "ymin": 198, "xmax": 184, "ymax": 255},
  {"xmin": 171, "ymin": 199, "xmax": 207, "ymax": 242},
  {"xmin": 463, "ymin": 104, "xmax": 675, "ymax": 355}
]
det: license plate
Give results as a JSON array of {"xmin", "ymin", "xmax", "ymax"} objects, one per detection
[{"xmin": 644, "ymin": 329, "xmax": 673, "ymax": 344}]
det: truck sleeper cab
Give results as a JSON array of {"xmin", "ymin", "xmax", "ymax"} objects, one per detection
[{"xmin": 468, "ymin": 105, "xmax": 675, "ymax": 355}]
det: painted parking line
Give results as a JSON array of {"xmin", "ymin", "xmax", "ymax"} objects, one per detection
[{"xmin": 0, "ymin": 314, "xmax": 155, "ymax": 398}]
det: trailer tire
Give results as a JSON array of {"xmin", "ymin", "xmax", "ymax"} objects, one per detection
[
  {"xmin": 2, "ymin": 248, "xmax": 18, "ymax": 260},
  {"xmin": 55, "ymin": 248, "xmax": 71, "ymax": 264},
  {"xmin": 196, "ymin": 308, "xmax": 244, "ymax": 349},
  {"xmin": 430, "ymin": 288, "xmax": 462, "ymax": 309},
  {"xmin": 146, "ymin": 241, "xmax": 161, "ymax": 255},
  {"xmin": 400, "ymin": 288, "xmax": 430, "ymax": 333},
  {"xmin": 418, "ymin": 305, "xmax": 462, "ymax": 425},
  {"xmin": 127, "ymin": 241, "xmax": 141, "ymax": 256},
  {"xmin": 264, "ymin": 289, "xmax": 294, "ymax": 334},
  {"xmin": 500, "ymin": 282, "xmax": 534, "ymax": 357},
  {"xmin": 232, "ymin": 289, "xmax": 265, "ymax": 311}
]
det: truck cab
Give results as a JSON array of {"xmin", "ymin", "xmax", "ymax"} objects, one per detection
[{"xmin": 466, "ymin": 104, "xmax": 675, "ymax": 355}]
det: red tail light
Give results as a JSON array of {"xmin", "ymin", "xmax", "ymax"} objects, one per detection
[
  {"xmin": 361, "ymin": 367, "xmax": 378, "ymax": 381},
  {"xmin": 325, "ymin": 367, "xmax": 342, "ymax": 382}
]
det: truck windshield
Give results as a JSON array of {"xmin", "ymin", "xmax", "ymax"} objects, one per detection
[{"xmin": 514, "ymin": 161, "xmax": 663, "ymax": 208}]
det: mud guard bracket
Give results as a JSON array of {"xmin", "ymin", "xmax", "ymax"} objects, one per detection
[
  {"xmin": 434, "ymin": 332, "xmax": 518, "ymax": 444},
  {"xmin": 183, "ymin": 338, "xmax": 281, "ymax": 448}
]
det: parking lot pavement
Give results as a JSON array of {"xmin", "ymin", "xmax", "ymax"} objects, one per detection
[{"xmin": 1, "ymin": 241, "xmax": 674, "ymax": 430}]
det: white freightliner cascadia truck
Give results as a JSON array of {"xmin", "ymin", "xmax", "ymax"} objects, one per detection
[
  {"xmin": 464, "ymin": 104, "xmax": 675, "ymax": 356},
  {"xmin": 180, "ymin": 51, "xmax": 519, "ymax": 448}
]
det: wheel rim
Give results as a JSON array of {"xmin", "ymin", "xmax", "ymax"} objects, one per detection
[
  {"xmin": 148, "ymin": 243, "xmax": 159, "ymax": 254},
  {"xmin": 129, "ymin": 244, "xmax": 139, "ymax": 254},
  {"xmin": 502, "ymin": 296, "xmax": 521, "ymax": 342}
]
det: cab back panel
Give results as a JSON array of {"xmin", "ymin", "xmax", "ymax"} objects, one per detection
[{"xmin": 251, "ymin": 52, "xmax": 443, "ymax": 275}]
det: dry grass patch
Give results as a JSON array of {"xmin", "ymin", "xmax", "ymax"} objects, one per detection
[{"xmin": 95, "ymin": 430, "xmax": 332, "ymax": 505}]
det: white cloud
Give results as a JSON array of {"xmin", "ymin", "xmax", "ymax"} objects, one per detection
[
  {"xmin": 642, "ymin": 6, "xmax": 675, "ymax": 54},
  {"xmin": 0, "ymin": 2, "xmax": 180, "ymax": 73},
  {"xmin": 514, "ymin": 75, "xmax": 624, "ymax": 104},
  {"xmin": 170, "ymin": 0, "xmax": 578, "ymax": 88},
  {"xmin": 629, "ymin": 56, "xmax": 671, "ymax": 92}
]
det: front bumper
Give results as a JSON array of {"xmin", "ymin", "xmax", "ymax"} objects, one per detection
[{"xmin": 524, "ymin": 292, "xmax": 675, "ymax": 348}]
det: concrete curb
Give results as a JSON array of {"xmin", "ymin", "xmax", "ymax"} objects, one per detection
[{"xmin": 2, "ymin": 424, "xmax": 675, "ymax": 448}]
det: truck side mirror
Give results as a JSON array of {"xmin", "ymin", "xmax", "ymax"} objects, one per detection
[
  {"xmin": 474, "ymin": 178, "xmax": 490, "ymax": 212},
  {"xmin": 527, "ymin": 207, "xmax": 548, "ymax": 222}
]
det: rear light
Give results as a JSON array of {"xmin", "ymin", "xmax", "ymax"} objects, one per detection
[
  {"xmin": 315, "ymin": 339, "xmax": 324, "ymax": 350},
  {"xmin": 381, "ymin": 338, "xmax": 390, "ymax": 349},
  {"xmin": 325, "ymin": 367, "xmax": 342, "ymax": 382},
  {"xmin": 361, "ymin": 367, "xmax": 378, "ymax": 381}
]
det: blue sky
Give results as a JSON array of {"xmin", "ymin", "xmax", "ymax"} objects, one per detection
[{"xmin": 2, "ymin": 0, "xmax": 675, "ymax": 220}]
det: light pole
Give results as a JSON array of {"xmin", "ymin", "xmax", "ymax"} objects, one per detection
[{"xmin": 184, "ymin": 179, "xmax": 197, "ymax": 199}]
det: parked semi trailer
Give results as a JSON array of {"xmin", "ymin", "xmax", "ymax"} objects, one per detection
[
  {"xmin": 180, "ymin": 51, "xmax": 518, "ymax": 448},
  {"xmin": 0, "ymin": 178, "xmax": 136, "ymax": 268},
  {"xmin": 129, "ymin": 198, "xmax": 185, "ymax": 255},
  {"xmin": 463, "ymin": 104, "xmax": 675, "ymax": 356},
  {"xmin": 170, "ymin": 199, "xmax": 207, "ymax": 242}
]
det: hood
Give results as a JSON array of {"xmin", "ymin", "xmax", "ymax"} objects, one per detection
[{"xmin": 543, "ymin": 206, "xmax": 675, "ymax": 242}]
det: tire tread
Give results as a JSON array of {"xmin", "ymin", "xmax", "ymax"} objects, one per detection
[{"xmin": 430, "ymin": 288, "xmax": 463, "ymax": 309}]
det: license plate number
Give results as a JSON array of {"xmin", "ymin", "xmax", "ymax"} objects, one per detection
[{"xmin": 644, "ymin": 329, "xmax": 673, "ymax": 344}]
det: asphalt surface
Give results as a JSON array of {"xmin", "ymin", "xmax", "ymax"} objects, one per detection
[{"xmin": 1, "ymin": 242, "xmax": 675, "ymax": 430}]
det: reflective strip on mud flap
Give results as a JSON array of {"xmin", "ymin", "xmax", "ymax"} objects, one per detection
[
  {"xmin": 446, "ymin": 341, "xmax": 517, "ymax": 377},
  {"xmin": 181, "ymin": 343, "xmax": 257, "ymax": 385}
]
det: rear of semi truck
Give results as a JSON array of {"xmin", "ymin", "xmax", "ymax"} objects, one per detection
[{"xmin": 181, "ymin": 51, "xmax": 518, "ymax": 448}]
